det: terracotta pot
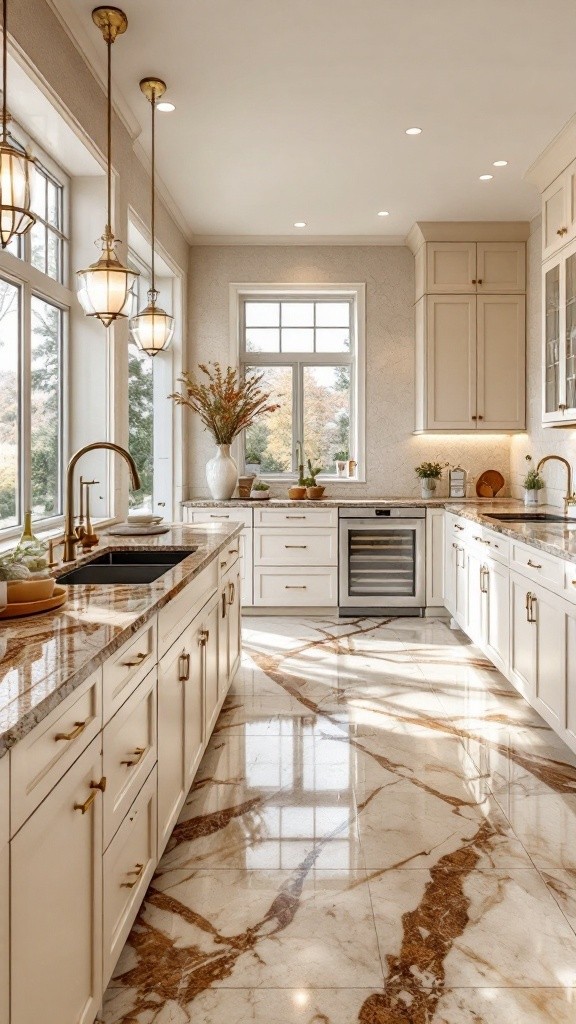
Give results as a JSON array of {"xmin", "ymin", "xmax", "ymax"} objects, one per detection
[
  {"xmin": 288, "ymin": 486, "xmax": 307, "ymax": 500},
  {"xmin": 306, "ymin": 485, "xmax": 325, "ymax": 500}
]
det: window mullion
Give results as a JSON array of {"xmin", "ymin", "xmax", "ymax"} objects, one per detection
[
  {"xmin": 21, "ymin": 281, "xmax": 32, "ymax": 522},
  {"xmin": 295, "ymin": 361, "xmax": 303, "ymax": 473}
]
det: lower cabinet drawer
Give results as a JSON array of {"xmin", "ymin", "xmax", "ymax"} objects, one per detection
[
  {"xmin": 511, "ymin": 541, "xmax": 564, "ymax": 588},
  {"xmin": 254, "ymin": 528, "xmax": 337, "ymax": 566},
  {"xmin": 564, "ymin": 561, "xmax": 576, "ymax": 604},
  {"xmin": 253, "ymin": 566, "xmax": 338, "ymax": 606},
  {"xmin": 10, "ymin": 667, "xmax": 102, "ymax": 835},
  {"xmin": 102, "ymin": 766, "xmax": 157, "ymax": 987},
  {"xmin": 103, "ymin": 668, "xmax": 157, "ymax": 849},
  {"xmin": 103, "ymin": 619, "xmax": 157, "ymax": 724}
]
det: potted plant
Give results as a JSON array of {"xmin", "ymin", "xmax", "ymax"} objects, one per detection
[
  {"xmin": 333, "ymin": 449, "xmax": 349, "ymax": 477},
  {"xmin": 304, "ymin": 459, "xmax": 325, "ymax": 500},
  {"xmin": 169, "ymin": 364, "xmax": 279, "ymax": 500},
  {"xmin": 415, "ymin": 461, "xmax": 446, "ymax": 499},
  {"xmin": 0, "ymin": 540, "xmax": 54, "ymax": 604},
  {"xmin": 523, "ymin": 455, "xmax": 545, "ymax": 506},
  {"xmin": 288, "ymin": 441, "xmax": 308, "ymax": 500},
  {"xmin": 245, "ymin": 447, "xmax": 262, "ymax": 476},
  {"xmin": 250, "ymin": 480, "xmax": 271, "ymax": 501}
]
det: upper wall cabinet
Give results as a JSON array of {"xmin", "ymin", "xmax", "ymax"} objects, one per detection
[
  {"xmin": 418, "ymin": 241, "xmax": 526, "ymax": 298},
  {"xmin": 542, "ymin": 159, "xmax": 576, "ymax": 261},
  {"xmin": 542, "ymin": 238, "xmax": 576, "ymax": 424},
  {"xmin": 409, "ymin": 224, "xmax": 528, "ymax": 433}
]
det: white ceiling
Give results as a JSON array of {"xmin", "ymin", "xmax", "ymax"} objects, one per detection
[{"xmin": 49, "ymin": 0, "xmax": 576, "ymax": 240}]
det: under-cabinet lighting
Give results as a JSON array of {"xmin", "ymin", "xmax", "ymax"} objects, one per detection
[{"xmin": 294, "ymin": 221, "xmax": 306, "ymax": 227}]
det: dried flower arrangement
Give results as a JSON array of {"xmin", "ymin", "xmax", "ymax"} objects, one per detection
[{"xmin": 169, "ymin": 363, "xmax": 280, "ymax": 444}]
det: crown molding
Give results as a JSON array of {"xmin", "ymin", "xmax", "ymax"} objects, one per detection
[
  {"xmin": 189, "ymin": 233, "xmax": 408, "ymax": 247},
  {"xmin": 524, "ymin": 111, "xmax": 576, "ymax": 192},
  {"xmin": 44, "ymin": 0, "xmax": 140, "ymax": 142},
  {"xmin": 132, "ymin": 137, "xmax": 193, "ymax": 245}
]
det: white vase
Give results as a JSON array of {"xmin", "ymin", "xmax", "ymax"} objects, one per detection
[
  {"xmin": 420, "ymin": 478, "xmax": 437, "ymax": 499},
  {"xmin": 206, "ymin": 444, "xmax": 238, "ymax": 500},
  {"xmin": 524, "ymin": 488, "xmax": 540, "ymax": 506}
]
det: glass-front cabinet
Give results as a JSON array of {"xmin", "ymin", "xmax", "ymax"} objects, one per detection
[{"xmin": 542, "ymin": 239, "xmax": 576, "ymax": 424}]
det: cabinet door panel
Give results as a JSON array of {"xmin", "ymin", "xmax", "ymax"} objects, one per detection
[
  {"xmin": 542, "ymin": 175, "xmax": 568, "ymax": 260},
  {"xmin": 484, "ymin": 558, "xmax": 510, "ymax": 675},
  {"xmin": 466, "ymin": 550, "xmax": 483, "ymax": 646},
  {"xmin": 426, "ymin": 295, "xmax": 476, "ymax": 429},
  {"xmin": 534, "ymin": 588, "xmax": 566, "ymax": 732},
  {"xmin": 185, "ymin": 629, "xmax": 205, "ymax": 787},
  {"xmin": 476, "ymin": 242, "xmax": 525, "ymax": 292},
  {"xmin": 477, "ymin": 294, "xmax": 525, "ymax": 430},
  {"xmin": 566, "ymin": 608, "xmax": 576, "ymax": 747},
  {"xmin": 426, "ymin": 242, "xmax": 476, "ymax": 292},
  {"xmin": 228, "ymin": 566, "xmax": 242, "ymax": 683},
  {"xmin": 157, "ymin": 638, "xmax": 188, "ymax": 854},
  {"xmin": 455, "ymin": 545, "xmax": 468, "ymax": 628},
  {"xmin": 509, "ymin": 573, "xmax": 536, "ymax": 701},
  {"xmin": 542, "ymin": 258, "xmax": 563, "ymax": 422},
  {"xmin": 11, "ymin": 736, "xmax": 103, "ymax": 1024},
  {"xmin": 204, "ymin": 597, "xmax": 220, "ymax": 736},
  {"xmin": 0, "ymin": 843, "xmax": 7, "ymax": 1024},
  {"xmin": 443, "ymin": 537, "xmax": 457, "ymax": 617}
]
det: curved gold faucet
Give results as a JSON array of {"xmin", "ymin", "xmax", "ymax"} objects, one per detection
[
  {"xmin": 536, "ymin": 454, "xmax": 575, "ymax": 515},
  {"xmin": 63, "ymin": 442, "xmax": 141, "ymax": 561}
]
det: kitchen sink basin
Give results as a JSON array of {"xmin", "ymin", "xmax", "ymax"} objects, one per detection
[
  {"xmin": 485, "ymin": 513, "xmax": 570, "ymax": 524},
  {"xmin": 58, "ymin": 548, "xmax": 195, "ymax": 585}
]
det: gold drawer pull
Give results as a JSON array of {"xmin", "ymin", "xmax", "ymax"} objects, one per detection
[
  {"xmin": 473, "ymin": 535, "xmax": 491, "ymax": 545},
  {"xmin": 121, "ymin": 747, "xmax": 145, "ymax": 767},
  {"xmin": 222, "ymin": 591, "xmax": 227, "ymax": 619},
  {"xmin": 228, "ymin": 581, "xmax": 235, "ymax": 606},
  {"xmin": 454, "ymin": 524, "xmax": 464, "ymax": 531},
  {"xmin": 121, "ymin": 863, "xmax": 144, "ymax": 888},
  {"xmin": 527, "ymin": 559, "xmax": 542, "ymax": 569},
  {"xmin": 228, "ymin": 547, "xmax": 239, "ymax": 555},
  {"xmin": 199, "ymin": 628, "xmax": 210, "ymax": 647},
  {"xmin": 220, "ymin": 560, "xmax": 227, "ymax": 568},
  {"xmin": 122, "ymin": 651, "xmax": 147, "ymax": 668},
  {"xmin": 210, "ymin": 514, "xmax": 230, "ymax": 518},
  {"xmin": 285, "ymin": 585, "xmax": 307, "ymax": 589},
  {"xmin": 178, "ymin": 652, "xmax": 191, "ymax": 681},
  {"xmin": 285, "ymin": 544, "xmax": 307, "ymax": 549},
  {"xmin": 74, "ymin": 776, "xmax": 106, "ymax": 814},
  {"xmin": 286, "ymin": 515, "xmax": 306, "ymax": 519},
  {"xmin": 55, "ymin": 720, "xmax": 87, "ymax": 743}
]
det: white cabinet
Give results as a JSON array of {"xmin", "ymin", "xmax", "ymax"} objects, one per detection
[
  {"xmin": 185, "ymin": 507, "xmax": 253, "ymax": 605},
  {"xmin": 482, "ymin": 556, "xmax": 510, "ymax": 676},
  {"xmin": 465, "ymin": 548, "xmax": 484, "ymax": 647},
  {"xmin": 219, "ymin": 560, "xmax": 242, "ymax": 695},
  {"xmin": 202, "ymin": 594, "xmax": 220, "ymax": 738},
  {"xmin": 542, "ymin": 239, "xmax": 576, "ymax": 424},
  {"xmin": 542, "ymin": 159, "xmax": 576, "ymax": 261},
  {"xmin": 0, "ymin": 756, "xmax": 8, "ymax": 1024},
  {"xmin": 11, "ymin": 735, "xmax": 103, "ymax": 1024},
  {"xmin": 426, "ymin": 508, "xmax": 445, "ymax": 608},
  {"xmin": 423, "ymin": 241, "xmax": 525, "ymax": 295},
  {"xmin": 416, "ymin": 293, "xmax": 525, "ymax": 431}
]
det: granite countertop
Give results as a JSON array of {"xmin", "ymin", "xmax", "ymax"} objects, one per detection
[
  {"xmin": 0, "ymin": 523, "xmax": 241, "ymax": 759},
  {"xmin": 445, "ymin": 500, "xmax": 576, "ymax": 565},
  {"xmin": 182, "ymin": 496, "xmax": 517, "ymax": 509}
]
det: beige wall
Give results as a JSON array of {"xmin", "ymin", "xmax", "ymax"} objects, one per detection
[
  {"xmin": 510, "ymin": 218, "xmax": 576, "ymax": 507},
  {"xmin": 187, "ymin": 244, "xmax": 511, "ymax": 499}
]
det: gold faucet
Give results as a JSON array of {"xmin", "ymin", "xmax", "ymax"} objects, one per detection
[
  {"xmin": 536, "ymin": 455, "xmax": 575, "ymax": 515},
  {"xmin": 63, "ymin": 442, "xmax": 141, "ymax": 561}
]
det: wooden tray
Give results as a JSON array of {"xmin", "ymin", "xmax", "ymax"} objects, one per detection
[
  {"xmin": 0, "ymin": 586, "xmax": 67, "ymax": 620},
  {"xmin": 476, "ymin": 469, "xmax": 505, "ymax": 498}
]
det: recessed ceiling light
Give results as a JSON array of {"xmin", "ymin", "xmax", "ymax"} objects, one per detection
[
  {"xmin": 479, "ymin": 174, "xmax": 493, "ymax": 180},
  {"xmin": 156, "ymin": 101, "xmax": 175, "ymax": 112},
  {"xmin": 405, "ymin": 127, "xmax": 422, "ymax": 135},
  {"xmin": 493, "ymin": 160, "xmax": 508, "ymax": 167},
  {"xmin": 377, "ymin": 210, "xmax": 389, "ymax": 217},
  {"xmin": 294, "ymin": 221, "xmax": 306, "ymax": 228}
]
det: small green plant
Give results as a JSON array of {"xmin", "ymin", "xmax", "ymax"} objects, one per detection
[
  {"xmin": 415, "ymin": 461, "xmax": 446, "ymax": 480},
  {"xmin": 523, "ymin": 455, "xmax": 545, "ymax": 490},
  {"xmin": 333, "ymin": 450, "xmax": 349, "ymax": 462},
  {"xmin": 251, "ymin": 480, "xmax": 270, "ymax": 492},
  {"xmin": 245, "ymin": 448, "xmax": 261, "ymax": 465},
  {"xmin": 305, "ymin": 459, "xmax": 323, "ymax": 486}
]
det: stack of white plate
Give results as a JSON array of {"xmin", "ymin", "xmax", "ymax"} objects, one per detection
[{"xmin": 108, "ymin": 514, "xmax": 170, "ymax": 537}]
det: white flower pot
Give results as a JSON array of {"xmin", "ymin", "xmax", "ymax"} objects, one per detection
[
  {"xmin": 524, "ymin": 488, "xmax": 541, "ymax": 506},
  {"xmin": 420, "ymin": 478, "xmax": 437, "ymax": 499},
  {"xmin": 206, "ymin": 444, "xmax": 238, "ymax": 500}
]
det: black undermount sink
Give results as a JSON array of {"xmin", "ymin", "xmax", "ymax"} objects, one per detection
[
  {"xmin": 58, "ymin": 548, "xmax": 195, "ymax": 585},
  {"xmin": 485, "ymin": 513, "xmax": 570, "ymax": 524}
]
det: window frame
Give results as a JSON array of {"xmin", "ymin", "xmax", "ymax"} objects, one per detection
[
  {"xmin": 0, "ymin": 130, "xmax": 70, "ymax": 540},
  {"xmin": 231, "ymin": 283, "xmax": 366, "ymax": 481}
]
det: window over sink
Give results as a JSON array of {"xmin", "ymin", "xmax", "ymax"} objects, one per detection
[{"xmin": 235, "ymin": 285, "xmax": 365, "ymax": 479}]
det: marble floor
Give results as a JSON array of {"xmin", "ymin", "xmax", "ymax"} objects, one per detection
[{"xmin": 102, "ymin": 615, "xmax": 576, "ymax": 1023}]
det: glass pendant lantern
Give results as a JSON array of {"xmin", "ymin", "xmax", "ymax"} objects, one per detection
[
  {"xmin": 0, "ymin": 0, "xmax": 36, "ymax": 248},
  {"xmin": 128, "ymin": 77, "xmax": 174, "ymax": 355},
  {"xmin": 76, "ymin": 8, "xmax": 138, "ymax": 327}
]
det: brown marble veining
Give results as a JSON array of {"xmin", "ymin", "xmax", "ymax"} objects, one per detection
[
  {"xmin": 103, "ymin": 614, "xmax": 576, "ymax": 1024},
  {"xmin": 0, "ymin": 523, "xmax": 241, "ymax": 757}
]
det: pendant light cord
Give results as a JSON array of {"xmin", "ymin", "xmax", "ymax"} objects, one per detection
[
  {"xmin": 150, "ymin": 87, "xmax": 156, "ymax": 293},
  {"xmin": 2, "ymin": 0, "xmax": 8, "ymax": 144},
  {"xmin": 106, "ymin": 31, "xmax": 112, "ymax": 234}
]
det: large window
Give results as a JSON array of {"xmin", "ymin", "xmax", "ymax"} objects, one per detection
[
  {"xmin": 0, "ymin": 137, "xmax": 69, "ymax": 534},
  {"xmin": 238, "ymin": 289, "xmax": 364, "ymax": 478}
]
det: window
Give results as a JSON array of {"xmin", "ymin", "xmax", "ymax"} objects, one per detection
[
  {"xmin": 0, "ymin": 132, "xmax": 69, "ymax": 534},
  {"xmin": 238, "ymin": 288, "xmax": 364, "ymax": 478}
]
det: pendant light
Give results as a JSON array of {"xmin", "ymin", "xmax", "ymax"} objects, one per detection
[
  {"xmin": 128, "ymin": 77, "xmax": 174, "ymax": 355},
  {"xmin": 0, "ymin": 0, "xmax": 36, "ymax": 248},
  {"xmin": 76, "ymin": 7, "xmax": 138, "ymax": 327}
]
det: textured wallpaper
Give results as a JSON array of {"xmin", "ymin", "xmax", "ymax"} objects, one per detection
[
  {"xmin": 187, "ymin": 245, "xmax": 511, "ymax": 499},
  {"xmin": 510, "ymin": 219, "xmax": 576, "ymax": 507}
]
